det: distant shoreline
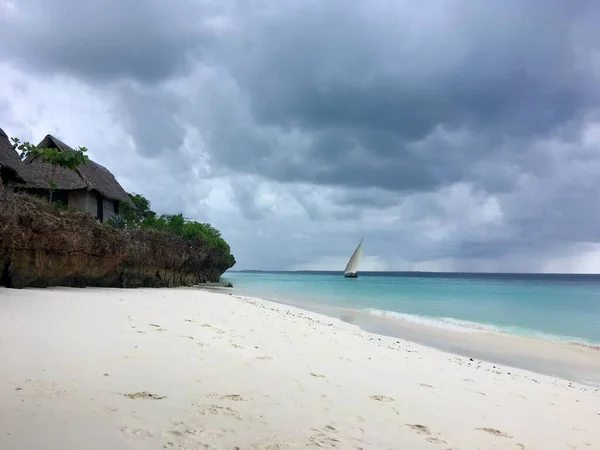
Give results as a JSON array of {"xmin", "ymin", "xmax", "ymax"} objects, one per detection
[{"xmin": 228, "ymin": 270, "xmax": 600, "ymax": 279}]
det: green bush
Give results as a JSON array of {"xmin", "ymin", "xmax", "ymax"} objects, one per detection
[
  {"xmin": 106, "ymin": 214, "xmax": 126, "ymax": 229},
  {"xmin": 120, "ymin": 192, "xmax": 156, "ymax": 227},
  {"xmin": 122, "ymin": 194, "xmax": 232, "ymax": 255}
]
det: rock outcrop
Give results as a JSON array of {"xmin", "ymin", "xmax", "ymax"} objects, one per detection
[{"xmin": 0, "ymin": 187, "xmax": 235, "ymax": 289}]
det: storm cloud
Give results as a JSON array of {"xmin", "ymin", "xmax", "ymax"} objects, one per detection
[{"xmin": 2, "ymin": 0, "xmax": 600, "ymax": 272}]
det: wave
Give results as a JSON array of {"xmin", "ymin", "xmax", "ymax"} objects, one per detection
[{"xmin": 362, "ymin": 308, "xmax": 600, "ymax": 349}]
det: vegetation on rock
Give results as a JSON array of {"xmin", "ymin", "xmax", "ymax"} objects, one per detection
[
  {"xmin": 118, "ymin": 192, "xmax": 234, "ymax": 265},
  {"xmin": 0, "ymin": 189, "xmax": 236, "ymax": 289},
  {"xmin": 106, "ymin": 214, "xmax": 126, "ymax": 229}
]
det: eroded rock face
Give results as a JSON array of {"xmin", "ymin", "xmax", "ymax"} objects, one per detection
[
  {"xmin": 0, "ymin": 188, "xmax": 235, "ymax": 289},
  {"xmin": 0, "ymin": 180, "xmax": 9, "ymax": 286}
]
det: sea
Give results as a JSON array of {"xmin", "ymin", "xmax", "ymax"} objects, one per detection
[
  {"xmin": 223, "ymin": 271, "xmax": 600, "ymax": 346},
  {"xmin": 221, "ymin": 271, "xmax": 600, "ymax": 385}
]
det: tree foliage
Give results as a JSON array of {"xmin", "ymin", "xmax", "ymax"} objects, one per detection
[
  {"xmin": 120, "ymin": 192, "xmax": 156, "ymax": 226},
  {"xmin": 122, "ymin": 193, "xmax": 232, "ymax": 254}
]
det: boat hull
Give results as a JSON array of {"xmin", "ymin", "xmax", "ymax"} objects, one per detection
[{"xmin": 344, "ymin": 272, "xmax": 358, "ymax": 278}]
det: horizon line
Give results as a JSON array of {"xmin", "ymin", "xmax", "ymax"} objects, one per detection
[{"xmin": 226, "ymin": 269, "xmax": 600, "ymax": 276}]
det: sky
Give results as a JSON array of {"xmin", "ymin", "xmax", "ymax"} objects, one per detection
[{"xmin": 2, "ymin": 0, "xmax": 600, "ymax": 273}]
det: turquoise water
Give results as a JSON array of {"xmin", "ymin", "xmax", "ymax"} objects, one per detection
[{"xmin": 223, "ymin": 271, "xmax": 600, "ymax": 345}]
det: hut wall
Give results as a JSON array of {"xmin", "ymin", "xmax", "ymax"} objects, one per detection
[
  {"xmin": 68, "ymin": 190, "xmax": 97, "ymax": 217},
  {"xmin": 102, "ymin": 197, "xmax": 117, "ymax": 222}
]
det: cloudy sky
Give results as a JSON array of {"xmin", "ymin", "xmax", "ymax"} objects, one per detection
[{"xmin": 2, "ymin": 0, "xmax": 600, "ymax": 273}]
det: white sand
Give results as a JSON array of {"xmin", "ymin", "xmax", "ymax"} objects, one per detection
[{"xmin": 0, "ymin": 287, "xmax": 598, "ymax": 450}]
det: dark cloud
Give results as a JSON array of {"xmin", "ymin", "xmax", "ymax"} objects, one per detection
[
  {"xmin": 3, "ymin": 0, "xmax": 600, "ymax": 270},
  {"xmin": 114, "ymin": 86, "xmax": 185, "ymax": 157},
  {"xmin": 6, "ymin": 1, "xmax": 599, "ymax": 191},
  {"xmin": 177, "ymin": 0, "xmax": 600, "ymax": 194},
  {"xmin": 0, "ymin": 0, "xmax": 210, "ymax": 83}
]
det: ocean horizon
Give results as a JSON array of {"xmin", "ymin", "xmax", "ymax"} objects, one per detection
[
  {"xmin": 223, "ymin": 270, "xmax": 600, "ymax": 346},
  {"xmin": 231, "ymin": 269, "xmax": 600, "ymax": 277}
]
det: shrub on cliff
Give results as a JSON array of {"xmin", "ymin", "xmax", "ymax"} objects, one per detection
[
  {"xmin": 106, "ymin": 214, "xmax": 126, "ymax": 229},
  {"xmin": 119, "ymin": 192, "xmax": 233, "ymax": 256},
  {"xmin": 120, "ymin": 192, "xmax": 156, "ymax": 225}
]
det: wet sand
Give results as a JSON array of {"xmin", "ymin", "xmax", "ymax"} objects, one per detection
[
  {"xmin": 342, "ymin": 308, "xmax": 600, "ymax": 387},
  {"xmin": 253, "ymin": 295, "xmax": 600, "ymax": 387}
]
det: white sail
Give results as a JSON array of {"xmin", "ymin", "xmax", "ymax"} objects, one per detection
[{"xmin": 344, "ymin": 239, "xmax": 364, "ymax": 274}]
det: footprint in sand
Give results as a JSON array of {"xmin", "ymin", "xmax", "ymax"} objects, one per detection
[
  {"xmin": 310, "ymin": 424, "xmax": 339, "ymax": 434},
  {"xmin": 124, "ymin": 391, "xmax": 167, "ymax": 400},
  {"xmin": 468, "ymin": 389, "xmax": 487, "ymax": 396},
  {"xmin": 201, "ymin": 324, "xmax": 226, "ymax": 334},
  {"xmin": 121, "ymin": 427, "xmax": 154, "ymax": 439},
  {"xmin": 205, "ymin": 393, "xmax": 245, "ymax": 401},
  {"xmin": 164, "ymin": 422, "xmax": 226, "ymax": 443},
  {"xmin": 219, "ymin": 394, "xmax": 245, "ymax": 401},
  {"xmin": 370, "ymin": 395, "xmax": 395, "ymax": 402},
  {"xmin": 476, "ymin": 428, "xmax": 512, "ymax": 439},
  {"xmin": 306, "ymin": 433, "xmax": 342, "ymax": 447},
  {"xmin": 426, "ymin": 437, "xmax": 447, "ymax": 444},
  {"xmin": 230, "ymin": 343, "xmax": 244, "ymax": 349},
  {"xmin": 405, "ymin": 424, "xmax": 431, "ymax": 435},
  {"xmin": 195, "ymin": 404, "xmax": 242, "ymax": 420}
]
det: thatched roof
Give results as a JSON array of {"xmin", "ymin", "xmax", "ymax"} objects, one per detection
[
  {"xmin": 0, "ymin": 127, "xmax": 30, "ymax": 183},
  {"xmin": 25, "ymin": 134, "xmax": 133, "ymax": 206}
]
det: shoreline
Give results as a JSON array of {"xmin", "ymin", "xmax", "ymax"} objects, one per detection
[
  {"xmin": 1, "ymin": 287, "xmax": 599, "ymax": 449},
  {"xmin": 221, "ymin": 287, "xmax": 600, "ymax": 387},
  {"xmin": 221, "ymin": 271, "xmax": 600, "ymax": 348}
]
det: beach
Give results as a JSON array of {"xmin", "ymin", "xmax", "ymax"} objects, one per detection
[{"xmin": 1, "ymin": 287, "xmax": 598, "ymax": 449}]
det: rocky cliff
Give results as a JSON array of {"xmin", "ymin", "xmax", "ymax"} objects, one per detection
[{"xmin": 0, "ymin": 185, "xmax": 235, "ymax": 289}]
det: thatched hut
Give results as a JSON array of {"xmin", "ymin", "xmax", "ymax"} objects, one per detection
[
  {"xmin": 0, "ymin": 128, "xmax": 133, "ymax": 222},
  {"xmin": 0, "ymin": 127, "xmax": 30, "ymax": 188},
  {"xmin": 22, "ymin": 134, "xmax": 133, "ymax": 221}
]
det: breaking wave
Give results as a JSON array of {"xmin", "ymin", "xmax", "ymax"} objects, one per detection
[{"xmin": 362, "ymin": 308, "xmax": 600, "ymax": 348}]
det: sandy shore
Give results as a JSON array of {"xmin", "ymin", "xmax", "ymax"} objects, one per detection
[{"xmin": 1, "ymin": 288, "xmax": 598, "ymax": 449}]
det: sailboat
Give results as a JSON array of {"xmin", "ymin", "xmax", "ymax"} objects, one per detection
[{"xmin": 343, "ymin": 239, "xmax": 364, "ymax": 278}]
